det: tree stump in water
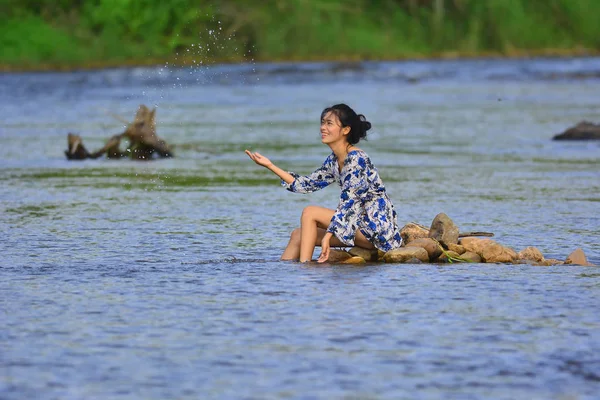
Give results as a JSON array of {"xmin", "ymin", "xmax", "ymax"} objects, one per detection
[{"xmin": 65, "ymin": 105, "xmax": 173, "ymax": 160}]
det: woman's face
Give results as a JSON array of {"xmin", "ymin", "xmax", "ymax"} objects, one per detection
[{"xmin": 320, "ymin": 111, "xmax": 350, "ymax": 146}]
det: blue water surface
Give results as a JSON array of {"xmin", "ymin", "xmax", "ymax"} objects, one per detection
[{"xmin": 1, "ymin": 57, "xmax": 599, "ymax": 399}]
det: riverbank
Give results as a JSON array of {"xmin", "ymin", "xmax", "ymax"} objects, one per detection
[
  {"xmin": 2, "ymin": 0, "xmax": 599, "ymax": 73},
  {"xmin": 2, "ymin": 48, "xmax": 599, "ymax": 74}
]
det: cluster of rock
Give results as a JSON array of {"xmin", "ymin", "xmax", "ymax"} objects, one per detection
[{"xmin": 327, "ymin": 213, "xmax": 595, "ymax": 266}]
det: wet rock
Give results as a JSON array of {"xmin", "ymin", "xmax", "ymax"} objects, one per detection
[
  {"xmin": 428, "ymin": 213, "xmax": 459, "ymax": 247},
  {"xmin": 460, "ymin": 237, "xmax": 517, "ymax": 263},
  {"xmin": 518, "ymin": 247, "xmax": 545, "ymax": 263},
  {"xmin": 458, "ymin": 237, "xmax": 482, "ymax": 250},
  {"xmin": 383, "ymin": 247, "xmax": 429, "ymax": 263},
  {"xmin": 342, "ymin": 256, "xmax": 367, "ymax": 265},
  {"xmin": 436, "ymin": 250, "xmax": 461, "ymax": 263},
  {"xmin": 552, "ymin": 121, "xmax": 600, "ymax": 140},
  {"xmin": 565, "ymin": 248, "xmax": 593, "ymax": 266},
  {"xmin": 407, "ymin": 238, "xmax": 442, "ymax": 261},
  {"xmin": 539, "ymin": 258, "xmax": 564, "ymax": 266},
  {"xmin": 349, "ymin": 247, "xmax": 379, "ymax": 262},
  {"xmin": 447, "ymin": 243, "xmax": 466, "ymax": 255},
  {"xmin": 400, "ymin": 223, "xmax": 429, "ymax": 245},
  {"xmin": 327, "ymin": 249, "xmax": 353, "ymax": 263},
  {"xmin": 460, "ymin": 251, "xmax": 482, "ymax": 263}
]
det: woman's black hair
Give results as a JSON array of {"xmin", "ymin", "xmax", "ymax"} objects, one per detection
[{"xmin": 320, "ymin": 103, "xmax": 372, "ymax": 145}]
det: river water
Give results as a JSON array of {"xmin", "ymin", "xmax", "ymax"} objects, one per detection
[{"xmin": 1, "ymin": 57, "xmax": 599, "ymax": 399}]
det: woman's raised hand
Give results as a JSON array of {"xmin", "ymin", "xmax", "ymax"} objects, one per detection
[{"xmin": 245, "ymin": 150, "xmax": 273, "ymax": 168}]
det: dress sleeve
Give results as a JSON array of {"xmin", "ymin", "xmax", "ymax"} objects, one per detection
[
  {"xmin": 327, "ymin": 153, "xmax": 369, "ymax": 246},
  {"xmin": 281, "ymin": 154, "xmax": 336, "ymax": 193}
]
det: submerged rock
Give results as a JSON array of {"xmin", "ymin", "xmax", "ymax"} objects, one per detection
[
  {"xmin": 552, "ymin": 121, "xmax": 600, "ymax": 140},
  {"xmin": 326, "ymin": 249, "xmax": 353, "ymax": 263},
  {"xmin": 518, "ymin": 247, "xmax": 545, "ymax": 263},
  {"xmin": 342, "ymin": 256, "xmax": 367, "ymax": 265},
  {"xmin": 539, "ymin": 258, "xmax": 564, "ymax": 266}
]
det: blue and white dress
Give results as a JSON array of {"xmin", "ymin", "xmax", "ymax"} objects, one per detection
[{"xmin": 282, "ymin": 150, "xmax": 403, "ymax": 252}]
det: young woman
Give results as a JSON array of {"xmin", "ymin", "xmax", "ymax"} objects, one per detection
[{"xmin": 245, "ymin": 103, "xmax": 402, "ymax": 263}]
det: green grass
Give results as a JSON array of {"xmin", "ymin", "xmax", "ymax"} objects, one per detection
[{"xmin": 2, "ymin": 0, "xmax": 600, "ymax": 70}]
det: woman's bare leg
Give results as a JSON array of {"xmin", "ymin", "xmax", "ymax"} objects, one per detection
[
  {"xmin": 281, "ymin": 228, "xmax": 302, "ymax": 260},
  {"xmin": 281, "ymin": 226, "xmax": 353, "ymax": 261},
  {"xmin": 295, "ymin": 205, "xmax": 374, "ymax": 262}
]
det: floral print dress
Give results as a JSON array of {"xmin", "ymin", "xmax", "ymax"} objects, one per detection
[{"xmin": 281, "ymin": 150, "xmax": 403, "ymax": 252}]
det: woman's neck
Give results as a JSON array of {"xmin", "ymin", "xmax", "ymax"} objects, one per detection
[{"xmin": 329, "ymin": 142, "xmax": 353, "ymax": 162}]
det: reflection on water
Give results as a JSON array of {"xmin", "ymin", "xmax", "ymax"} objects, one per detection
[{"xmin": 1, "ymin": 57, "xmax": 599, "ymax": 399}]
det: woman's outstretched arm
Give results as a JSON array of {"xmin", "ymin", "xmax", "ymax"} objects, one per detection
[{"xmin": 245, "ymin": 150, "xmax": 294, "ymax": 184}]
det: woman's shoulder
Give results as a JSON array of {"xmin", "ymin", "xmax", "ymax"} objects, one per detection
[
  {"xmin": 348, "ymin": 148, "xmax": 367, "ymax": 157},
  {"xmin": 346, "ymin": 148, "xmax": 371, "ymax": 165}
]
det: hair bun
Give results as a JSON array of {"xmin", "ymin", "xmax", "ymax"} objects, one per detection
[{"xmin": 358, "ymin": 114, "xmax": 372, "ymax": 132}]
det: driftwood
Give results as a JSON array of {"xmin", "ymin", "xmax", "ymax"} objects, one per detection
[
  {"xmin": 410, "ymin": 222, "xmax": 494, "ymax": 238},
  {"xmin": 65, "ymin": 105, "xmax": 173, "ymax": 160},
  {"xmin": 458, "ymin": 231, "xmax": 494, "ymax": 238}
]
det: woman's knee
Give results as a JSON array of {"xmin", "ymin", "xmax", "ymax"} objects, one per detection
[{"xmin": 301, "ymin": 205, "xmax": 319, "ymax": 222}]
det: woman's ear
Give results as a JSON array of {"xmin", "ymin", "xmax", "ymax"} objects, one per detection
[{"xmin": 342, "ymin": 126, "xmax": 351, "ymax": 136}]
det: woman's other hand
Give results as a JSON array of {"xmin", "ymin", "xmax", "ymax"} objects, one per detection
[
  {"xmin": 245, "ymin": 150, "xmax": 273, "ymax": 168},
  {"xmin": 317, "ymin": 232, "xmax": 333, "ymax": 263}
]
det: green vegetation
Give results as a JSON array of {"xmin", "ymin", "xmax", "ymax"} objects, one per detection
[{"xmin": 2, "ymin": 0, "xmax": 600, "ymax": 70}]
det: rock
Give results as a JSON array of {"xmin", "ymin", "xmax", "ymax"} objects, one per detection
[
  {"xmin": 460, "ymin": 237, "xmax": 517, "ymax": 263},
  {"xmin": 342, "ymin": 256, "xmax": 367, "ymax": 265},
  {"xmin": 349, "ymin": 247, "xmax": 379, "ymax": 262},
  {"xmin": 518, "ymin": 247, "xmax": 545, "ymax": 263},
  {"xmin": 552, "ymin": 121, "xmax": 600, "ymax": 140},
  {"xmin": 458, "ymin": 237, "xmax": 483, "ymax": 250},
  {"xmin": 400, "ymin": 223, "xmax": 429, "ymax": 245},
  {"xmin": 406, "ymin": 238, "xmax": 443, "ymax": 261},
  {"xmin": 541, "ymin": 258, "xmax": 564, "ymax": 266},
  {"xmin": 436, "ymin": 250, "xmax": 461, "ymax": 263},
  {"xmin": 460, "ymin": 251, "xmax": 482, "ymax": 263},
  {"xmin": 447, "ymin": 243, "xmax": 466, "ymax": 255},
  {"xmin": 383, "ymin": 247, "xmax": 429, "ymax": 263},
  {"xmin": 428, "ymin": 213, "xmax": 459, "ymax": 247},
  {"xmin": 327, "ymin": 249, "xmax": 353, "ymax": 263},
  {"xmin": 565, "ymin": 248, "xmax": 593, "ymax": 266}
]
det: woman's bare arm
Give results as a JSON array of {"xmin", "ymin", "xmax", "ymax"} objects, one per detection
[{"xmin": 245, "ymin": 150, "xmax": 294, "ymax": 184}]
